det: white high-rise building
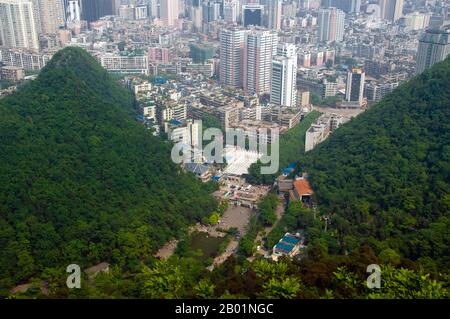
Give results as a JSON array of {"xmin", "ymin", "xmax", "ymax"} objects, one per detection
[
  {"xmin": 191, "ymin": 5, "xmax": 202, "ymax": 31},
  {"xmin": 392, "ymin": 0, "xmax": 403, "ymax": 21},
  {"xmin": 244, "ymin": 29, "xmax": 278, "ymax": 95},
  {"xmin": 402, "ymin": 12, "xmax": 430, "ymax": 31},
  {"xmin": 335, "ymin": 9, "xmax": 345, "ymax": 42},
  {"xmin": 202, "ymin": 0, "xmax": 220, "ymax": 23},
  {"xmin": 317, "ymin": 9, "xmax": 332, "ymax": 42},
  {"xmin": 168, "ymin": 120, "xmax": 201, "ymax": 153},
  {"xmin": 379, "ymin": 0, "xmax": 403, "ymax": 21},
  {"xmin": 160, "ymin": 0, "xmax": 179, "ymax": 26},
  {"xmin": 276, "ymin": 42, "xmax": 296, "ymax": 57},
  {"xmin": 416, "ymin": 28, "xmax": 450, "ymax": 74},
  {"xmin": 66, "ymin": 0, "xmax": 80, "ymax": 22},
  {"xmin": 0, "ymin": 0, "xmax": 40, "ymax": 50},
  {"xmin": 270, "ymin": 43, "xmax": 297, "ymax": 107},
  {"xmin": 317, "ymin": 7, "xmax": 345, "ymax": 43},
  {"xmin": 223, "ymin": 0, "xmax": 238, "ymax": 23},
  {"xmin": 135, "ymin": 5, "xmax": 148, "ymax": 20},
  {"xmin": 328, "ymin": 0, "xmax": 361, "ymax": 14},
  {"xmin": 220, "ymin": 27, "xmax": 247, "ymax": 88},
  {"xmin": 148, "ymin": 0, "xmax": 158, "ymax": 18},
  {"xmin": 34, "ymin": 0, "xmax": 65, "ymax": 34},
  {"xmin": 267, "ymin": 0, "xmax": 281, "ymax": 31}
]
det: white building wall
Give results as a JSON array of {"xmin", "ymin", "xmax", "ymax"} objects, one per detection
[
  {"xmin": 270, "ymin": 44, "xmax": 297, "ymax": 107},
  {"xmin": 0, "ymin": 0, "xmax": 40, "ymax": 50},
  {"xmin": 220, "ymin": 28, "xmax": 247, "ymax": 88},
  {"xmin": 244, "ymin": 30, "xmax": 278, "ymax": 95}
]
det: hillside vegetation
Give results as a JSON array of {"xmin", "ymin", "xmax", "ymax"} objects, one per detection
[
  {"xmin": 301, "ymin": 57, "xmax": 450, "ymax": 270},
  {"xmin": 2, "ymin": 49, "xmax": 449, "ymax": 300},
  {"xmin": 0, "ymin": 47, "xmax": 217, "ymax": 293}
]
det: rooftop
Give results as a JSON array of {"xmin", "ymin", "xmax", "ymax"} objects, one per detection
[
  {"xmin": 184, "ymin": 163, "xmax": 209, "ymax": 175},
  {"xmin": 281, "ymin": 235, "xmax": 300, "ymax": 245},
  {"xmin": 84, "ymin": 262, "xmax": 110, "ymax": 275},
  {"xmin": 223, "ymin": 145, "xmax": 262, "ymax": 176},
  {"xmin": 293, "ymin": 178, "xmax": 314, "ymax": 196},
  {"xmin": 275, "ymin": 242, "xmax": 295, "ymax": 253}
]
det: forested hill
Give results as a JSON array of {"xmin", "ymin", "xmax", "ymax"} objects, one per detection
[
  {"xmin": 0, "ymin": 47, "xmax": 217, "ymax": 292},
  {"xmin": 303, "ymin": 57, "xmax": 450, "ymax": 269}
]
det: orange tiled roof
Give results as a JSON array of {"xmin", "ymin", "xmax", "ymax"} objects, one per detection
[{"xmin": 293, "ymin": 179, "xmax": 313, "ymax": 196}]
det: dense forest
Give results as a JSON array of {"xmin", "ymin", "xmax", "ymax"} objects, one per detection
[
  {"xmin": 2, "ymin": 48, "xmax": 449, "ymax": 299},
  {"xmin": 8, "ymin": 196, "xmax": 448, "ymax": 299},
  {"xmin": 238, "ymin": 192, "xmax": 280, "ymax": 257},
  {"xmin": 0, "ymin": 47, "xmax": 217, "ymax": 294},
  {"xmin": 11, "ymin": 242, "xmax": 449, "ymax": 299},
  {"xmin": 299, "ymin": 57, "xmax": 450, "ymax": 271}
]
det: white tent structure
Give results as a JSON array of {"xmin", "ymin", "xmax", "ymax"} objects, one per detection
[{"xmin": 223, "ymin": 145, "xmax": 262, "ymax": 176}]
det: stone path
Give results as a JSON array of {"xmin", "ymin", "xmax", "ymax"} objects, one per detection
[{"xmin": 250, "ymin": 196, "xmax": 286, "ymax": 261}]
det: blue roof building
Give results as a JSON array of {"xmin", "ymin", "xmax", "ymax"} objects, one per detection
[
  {"xmin": 271, "ymin": 232, "xmax": 304, "ymax": 261},
  {"xmin": 275, "ymin": 242, "xmax": 295, "ymax": 253},
  {"xmin": 281, "ymin": 235, "xmax": 300, "ymax": 245}
]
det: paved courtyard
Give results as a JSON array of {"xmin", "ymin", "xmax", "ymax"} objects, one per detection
[
  {"xmin": 314, "ymin": 105, "xmax": 364, "ymax": 122},
  {"xmin": 218, "ymin": 204, "xmax": 253, "ymax": 235}
]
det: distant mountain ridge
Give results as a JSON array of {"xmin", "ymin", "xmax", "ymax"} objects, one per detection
[{"xmin": 0, "ymin": 47, "xmax": 217, "ymax": 293}]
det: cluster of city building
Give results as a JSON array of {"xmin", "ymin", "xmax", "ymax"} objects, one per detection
[
  {"xmin": 1, "ymin": 0, "xmax": 448, "ymax": 266},
  {"xmin": 0, "ymin": 0, "xmax": 449, "ymax": 173}
]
